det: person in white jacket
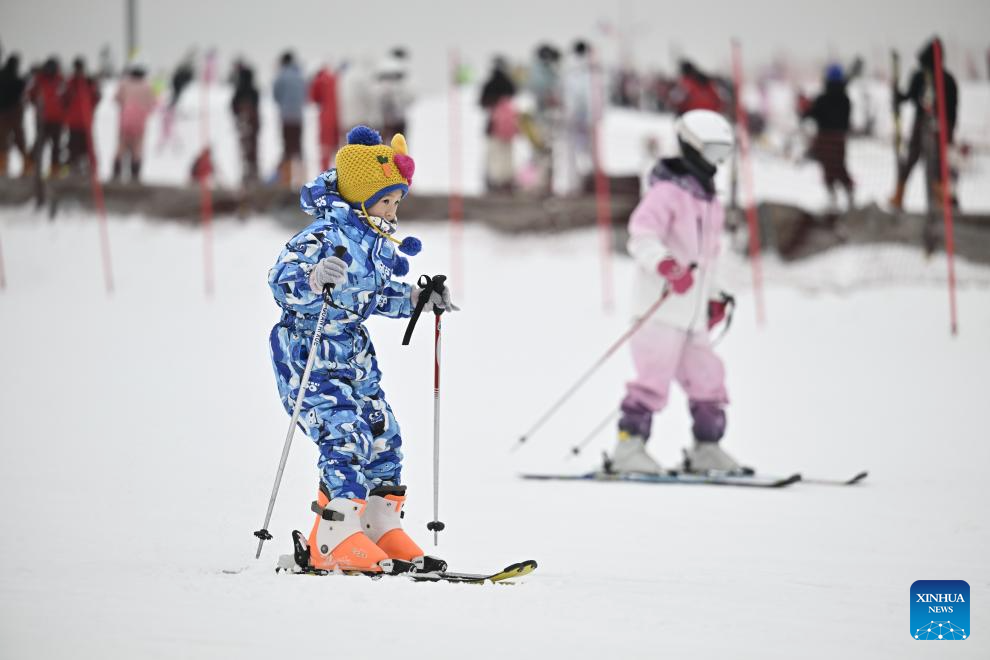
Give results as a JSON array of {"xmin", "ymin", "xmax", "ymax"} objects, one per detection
[{"xmin": 610, "ymin": 110, "xmax": 745, "ymax": 475}]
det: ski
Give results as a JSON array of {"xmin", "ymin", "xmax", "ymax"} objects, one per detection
[
  {"xmin": 522, "ymin": 470, "xmax": 801, "ymax": 488},
  {"xmin": 406, "ymin": 560, "xmax": 538, "ymax": 584},
  {"xmin": 799, "ymin": 470, "xmax": 868, "ymax": 486},
  {"xmin": 274, "ymin": 530, "xmax": 537, "ymax": 583},
  {"xmin": 275, "ymin": 556, "xmax": 537, "ymax": 584}
]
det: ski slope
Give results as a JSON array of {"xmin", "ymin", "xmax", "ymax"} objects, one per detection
[{"xmin": 0, "ymin": 207, "xmax": 988, "ymax": 658}]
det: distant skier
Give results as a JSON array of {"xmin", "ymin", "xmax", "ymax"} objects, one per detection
[
  {"xmin": 231, "ymin": 63, "xmax": 260, "ymax": 183},
  {"xmin": 669, "ymin": 59, "xmax": 725, "ymax": 115},
  {"xmin": 158, "ymin": 50, "xmax": 195, "ymax": 150},
  {"xmin": 112, "ymin": 62, "xmax": 156, "ymax": 182},
  {"xmin": 526, "ymin": 43, "xmax": 562, "ymax": 192},
  {"xmin": 268, "ymin": 125, "xmax": 457, "ymax": 573},
  {"xmin": 560, "ymin": 40, "xmax": 595, "ymax": 194},
  {"xmin": 0, "ymin": 53, "xmax": 32, "ymax": 176},
  {"xmin": 889, "ymin": 37, "xmax": 958, "ymax": 211},
  {"xmin": 273, "ymin": 51, "xmax": 306, "ymax": 186},
  {"xmin": 309, "ymin": 64, "xmax": 341, "ymax": 171},
  {"xmin": 168, "ymin": 51, "xmax": 195, "ymax": 110},
  {"xmin": 802, "ymin": 63, "xmax": 855, "ymax": 212},
  {"xmin": 479, "ymin": 56, "xmax": 519, "ymax": 192},
  {"xmin": 61, "ymin": 57, "xmax": 101, "ymax": 175},
  {"xmin": 609, "ymin": 109, "xmax": 745, "ymax": 475},
  {"xmin": 27, "ymin": 57, "xmax": 65, "ymax": 178}
]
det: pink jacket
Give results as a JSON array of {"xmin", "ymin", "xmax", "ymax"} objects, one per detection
[
  {"xmin": 627, "ymin": 160, "xmax": 725, "ymax": 331},
  {"xmin": 115, "ymin": 77, "xmax": 156, "ymax": 136}
]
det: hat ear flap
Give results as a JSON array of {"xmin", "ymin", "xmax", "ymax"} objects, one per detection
[{"xmin": 391, "ymin": 133, "xmax": 408, "ymax": 156}]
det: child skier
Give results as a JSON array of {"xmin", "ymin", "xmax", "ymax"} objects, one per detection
[
  {"xmin": 609, "ymin": 109, "xmax": 746, "ymax": 475},
  {"xmin": 268, "ymin": 125, "xmax": 456, "ymax": 573}
]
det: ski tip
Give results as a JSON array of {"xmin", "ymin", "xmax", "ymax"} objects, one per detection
[
  {"xmin": 777, "ymin": 473, "xmax": 803, "ymax": 487},
  {"xmin": 488, "ymin": 559, "xmax": 538, "ymax": 583},
  {"xmin": 846, "ymin": 470, "xmax": 869, "ymax": 485}
]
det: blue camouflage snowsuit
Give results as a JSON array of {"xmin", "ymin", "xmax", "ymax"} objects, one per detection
[{"xmin": 268, "ymin": 169, "xmax": 414, "ymax": 500}]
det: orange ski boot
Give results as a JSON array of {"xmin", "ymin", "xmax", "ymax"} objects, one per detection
[
  {"xmin": 363, "ymin": 486, "xmax": 446, "ymax": 572},
  {"xmin": 308, "ymin": 485, "xmax": 389, "ymax": 573}
]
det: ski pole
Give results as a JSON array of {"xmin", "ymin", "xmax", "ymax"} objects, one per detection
[
  {"xmin": 513, "ymin": 284, "xmax": 674, "ymax": 452},
  {"xmin": 254, "ymin": 246, "xmax": 346, "ymax": 559},
  {"xmin": 566, "ymin": 409, "xmax": 619, "ymax": 459},
  {"xmin": 423, "ymin": 275, "xmax": 449, "ymax": 546}
]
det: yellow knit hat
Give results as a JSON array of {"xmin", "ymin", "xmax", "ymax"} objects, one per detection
[{"xmin": 336, "ymin": 125, "xmax": 415, "ymax": 208}]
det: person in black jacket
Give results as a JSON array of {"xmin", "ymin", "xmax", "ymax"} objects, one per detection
[
  {"xmin": 0, "ymin": 53, "xmax": 31, "ymax": 176},
  {"xmin": 803, "ymin": 63, "xmax": 854, "ymax": 211},
  {"xmin": 231, "ymin": 63, "xmax": 260, "ymax": 184},
  {"xmin": 890, "ymin": 37, "xmax": 958, "ymax": 210}
]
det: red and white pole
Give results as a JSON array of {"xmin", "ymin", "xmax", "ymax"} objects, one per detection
[
  {"xmin": 932, "ymin": 40, "xmax": 959, "ymax": 336},
  {"xmin": 199, "ymin": 50, "xmax": 216, "ymax": 298},
  {"xmin": 448, "ymin": 50, "xmax": 465, "ymax": 294},
  {"xmin": 731, "ymin": 39, "xmax": 766, "ymax": 326},
  {"xmin": 82, "ymin": 82, "xmax": 114, "ymax": 294}
]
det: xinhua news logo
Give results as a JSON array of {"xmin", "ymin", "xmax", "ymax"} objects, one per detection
[{"xmin": 911, "ymin": 580, "xmax": 970, "ymax": 640}]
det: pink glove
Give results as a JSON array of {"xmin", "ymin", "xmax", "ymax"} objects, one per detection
[{"xmin": 657, "ymin": 258, "xmax": 694, "ymax": 294}]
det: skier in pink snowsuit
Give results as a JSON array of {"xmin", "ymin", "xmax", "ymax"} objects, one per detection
[
  {"xmin": 113, "ymin": 63, "xmax": 157, "ymax": 182},
  {"xmin": 610, "ymin": 109, "xmax": 745, "ymax": 475}
]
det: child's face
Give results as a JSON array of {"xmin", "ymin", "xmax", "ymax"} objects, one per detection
[{"xmin": 366, "ymin": 190, "xmax": 403, "ymax": 221}]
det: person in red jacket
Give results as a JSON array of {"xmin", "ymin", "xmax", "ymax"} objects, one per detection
[
  {"xmin": 309, "ymin": 65, "xmax": 340, "ymax": 170},
  {"xmin": 670, "ymin": 60, "xmax": 724, "ymax": 115},
  {"xmin": 61, "ymin": 57, "xmax": 101, "ymax": 175},
  {"xmin": 27, "ymin": 57, "xmax": 65, "ymax": 177}
]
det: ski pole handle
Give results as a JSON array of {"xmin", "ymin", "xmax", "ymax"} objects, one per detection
[
  {"xmin": 429, "ymin": 274, "xmax": 447, "ymax": 316},
  {"xmin": 321, "ymin": 245, "xmax": 348, "ymax": 300}
]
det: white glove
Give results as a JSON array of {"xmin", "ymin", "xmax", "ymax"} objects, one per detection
[
  {"xmin": 411, "ymin": 283, "xmax": 460, "ymax": 312},
  {"xmin": 308, "ymin": 256, "xmax": 348, "ymax": 292}
]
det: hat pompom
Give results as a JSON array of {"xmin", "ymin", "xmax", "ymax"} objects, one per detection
[
  {"xmin": 347, "ymin": 125, "xmax": 382, "ymax": 146},
  {"xmin": 392, "ymin": 255, "xmax": 410, "ymax": 277},
  {"xmin": 399, "ymin": 236, "xmax": 422, "ymax": 256},
  {"xmin": 394, "ymin": 153, "xmax": 415, "ymax": 182}
]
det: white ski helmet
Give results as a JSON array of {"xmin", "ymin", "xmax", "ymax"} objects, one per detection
[{"xmin": 675, "ymin": 109, "xmax": 734, "ymax": 168}]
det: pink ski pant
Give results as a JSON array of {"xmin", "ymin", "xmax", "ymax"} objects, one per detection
[{"xmin": 620, "ymin": 323, "xmax": 728, "ymax": 440}]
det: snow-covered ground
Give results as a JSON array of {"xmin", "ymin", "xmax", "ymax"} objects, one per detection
[{"xmin": 0, "ymin": 207, "xmax": 988, "ymax": 658}]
